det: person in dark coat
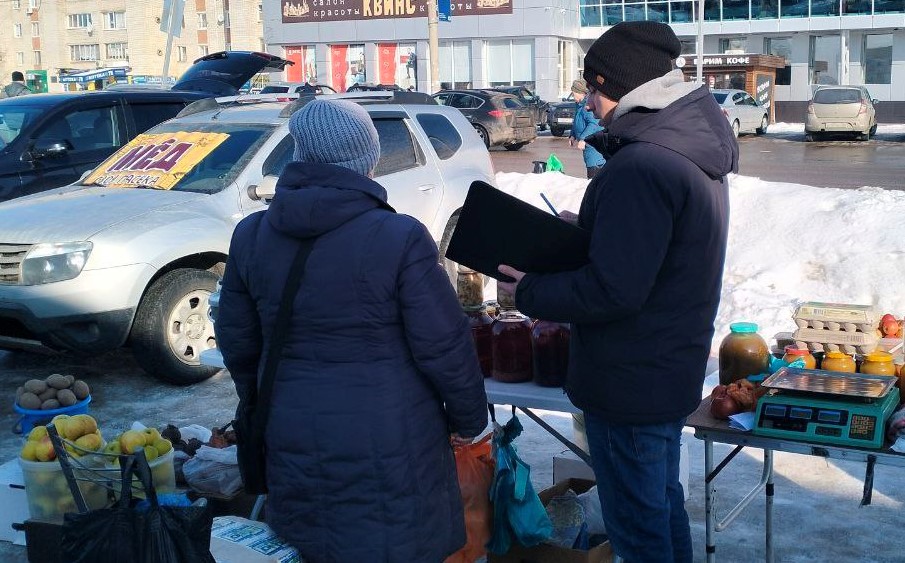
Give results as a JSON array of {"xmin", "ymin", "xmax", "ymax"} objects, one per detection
[
  {"xmin": 216, "ymin": 99, "xmax": 488, "ymax": 562},
  {"xmin": 499, "ymin": 22, "xmax": 737, "ymax": 562}
]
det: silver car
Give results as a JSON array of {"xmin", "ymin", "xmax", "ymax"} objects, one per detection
[
  {"xmin": 0, "ymin": 91, "xmax": 494, "ymax": 384},
  {"xmin": 712, "ymin": 89, "xmax": 770, "ymax": 138},
  {"xmin": 805, "ymin": 86, "xmax": 878, "ymax": 142}
]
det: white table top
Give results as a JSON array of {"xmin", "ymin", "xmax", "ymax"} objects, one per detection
[{"xmin": 484, "ymin": 378, "xmax": 580, "ymax": 414}]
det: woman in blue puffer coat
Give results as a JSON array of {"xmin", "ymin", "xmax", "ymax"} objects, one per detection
[{"xmin": 217, "ymin": 99, "xmax": 488, "ymax": 562}]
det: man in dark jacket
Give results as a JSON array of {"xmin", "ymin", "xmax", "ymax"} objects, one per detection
[
  {"xmin": 217, "ymin": 99, "xmax": 488, "ymax": 562},
  {"xmin": 499, "ymin": 21, "xmax": 736, "ymax": 562},
  {"xmin": 0, "ymin": 72, "xmax": 31, "ymax": 98}
]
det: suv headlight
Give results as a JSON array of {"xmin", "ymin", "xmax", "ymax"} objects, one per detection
[{"xmin": 21, "ymin": 242, "xmax": 93, "ymax": 285}]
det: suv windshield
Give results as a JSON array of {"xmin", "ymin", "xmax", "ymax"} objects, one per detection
[
  {"xmin": 82, "ymin": 122, "xmax": 273, "ymax": 194},
  {"xmin": 0, "ymin": 104, "xmax": 45, "ymax": 148},
  {"xmin": 814, "ymin": 89, "xmax": 861, "ymax": 104},
  {"xmin": 260, "ymin": 85, "xmax": 291, "ymax": 94}
]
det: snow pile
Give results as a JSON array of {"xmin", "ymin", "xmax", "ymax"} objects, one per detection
[{"xmin": 493, "ymin": 171, "xmax": 905, "ymax": 353}]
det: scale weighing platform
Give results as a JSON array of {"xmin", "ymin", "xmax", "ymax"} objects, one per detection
[{"xmin": 754, "ymin": 367, "xmax": 900, "ymax": 449}]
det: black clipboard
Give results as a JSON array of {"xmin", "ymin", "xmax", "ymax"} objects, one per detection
[{"xmin": 445, "ymin": 181, "xmax": 590, "ymax": 282}]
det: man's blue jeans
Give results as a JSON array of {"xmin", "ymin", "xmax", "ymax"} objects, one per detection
[{"xmin": 583, "ymin": 413, "xmax": 692, "ymax": 563}]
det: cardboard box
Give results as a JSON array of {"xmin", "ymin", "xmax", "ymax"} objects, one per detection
[
  {"xmin": 210, "ymin": 516, "xmax": 301, "ymax": 563},
  {"xmin": 488, "ymin": 478, "xmax": 613, "ymax": 563},
  {"xmin": 0, "ymin": 459, "xmax": 29, "ymax": 545}
]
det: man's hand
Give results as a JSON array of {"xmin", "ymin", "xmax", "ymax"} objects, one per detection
[
  {"xmin": 497, "ymin": 265, "xmax": 526, "ymax": 297},
  {"xmin": 568, "ymin": 137, "xmax": 575, "ymax": 147},
  {"xmin": 558, "ymin": 210, "xmax": 579, "ymax": 225},
  {"xmin": 576, "ymin": 140, "xmax": 586, "ymax": 150}
]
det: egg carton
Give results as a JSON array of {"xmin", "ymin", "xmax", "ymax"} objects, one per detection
[
  {"xmin": 793, "ymin": 302, "xmax": 879, "ymax": 333},
  {"xmin": 792, "ymin": 327, "xmax": 879, "ymax": 355}
]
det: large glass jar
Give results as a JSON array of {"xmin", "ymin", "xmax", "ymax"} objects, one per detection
[
  {"xmin": 497, "ymin": 284, "xmax": 516, "ymax": 312},
  {"xmin": 820, "ymin": 351, "xmax": 856, "ymax": 373},
  {"xmin": 782, "ymin": 346, "xmax": 817, "ymax": 370},
  {"xmin": 456, "ymin": 267, "xmax": 484, "ymax": 309},
  {"xmin": 531, "ymin": 320, "xmax": 570, "ymax": 387},
  {"xmin": 491, "ymin": 311, "xmax": 533, "ymax": 383},
  {"xmin": 466, "ymin": 307, "xmax": 494, "ymax": 378},
  {"xmin": 718, "ymin": 322, "xmax": 770, "ymax": 385},
  {"xmin": 860, "ymin": 351, "xmax": 896, "ymax": 376}
]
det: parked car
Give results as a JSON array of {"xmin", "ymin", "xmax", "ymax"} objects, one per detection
[
  {"xmin": 711, "ymin": 89, "xmax": 769, "ymax": 137},
  {"xmin": 433, "ymin": 89, "xmax": 536, "ymax": 150},
  {"xmin": 491, "ymin": 86, "xmax": 549, "ymax": 130},
  {"xmin": 0, "ymin": 90, "xmax": 495, "ymax": 384},
  {"xmin": 346, "ymin": 83, "xmax": 401, "ymax": 92},
  {"xmin": 260, "ymin": 82, "xmax": 337, "ymax": 95},
  {"xmin": 546, "ymin": 93, "xmax": 576, "ymax": 137},
  {"xmin": 805, "ymin": 86, "xmax": 878, "ymax": 142},
  {"xmin": 0, "ymin": 51, "xmax": 291, "ymax": 203}
]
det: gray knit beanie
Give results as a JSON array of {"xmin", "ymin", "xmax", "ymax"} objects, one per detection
[{"xmin": 288, "ymin": 99, "xmax": 380, "ymax": 177}]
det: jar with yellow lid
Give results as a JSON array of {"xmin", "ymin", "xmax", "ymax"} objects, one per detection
[
  {"xmin": 782, "ymin": 346, "xmax": 817, "ymax": 370},
  {"xmin": 860, "ymin": 351, "xmax": 896, "ymax": 376},
  {"xmin": 820, "ymin": 351, "xmax": 856, "ymax": 373}
]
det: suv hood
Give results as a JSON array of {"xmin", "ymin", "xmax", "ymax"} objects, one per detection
[
  {"xmin": 173, "ymin": 51, "xmax": 292, "ymax": 96},
  {"xmin": 0, "ymin": 186, "xmax": 205, "ymax": 243}
]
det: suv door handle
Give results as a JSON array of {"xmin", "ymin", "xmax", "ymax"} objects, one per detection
[{"xmin": 418, "ymin": 185, "xmax": 436, "ymax": 192}]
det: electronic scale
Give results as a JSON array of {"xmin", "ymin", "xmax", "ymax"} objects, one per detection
[{"xmin": 753, "ymin": 367, "xmax": 900, "ymax": 449}]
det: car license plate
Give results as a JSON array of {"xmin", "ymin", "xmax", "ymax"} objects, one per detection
[{"xmin": 557, "ymin": 118, "xmax": 573, "ymax": 124}]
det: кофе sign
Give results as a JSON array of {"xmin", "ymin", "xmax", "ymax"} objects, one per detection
[{"xmin": 282, "ymin": 0, "xmax": 512, "ymax": 23}]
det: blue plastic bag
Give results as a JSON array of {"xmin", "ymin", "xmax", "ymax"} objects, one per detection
[{"xmin": 487, "ymin": 415, "xmax": 553, "ymax": 554}]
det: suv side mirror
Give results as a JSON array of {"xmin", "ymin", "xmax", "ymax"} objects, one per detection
[
  {"xmin": 247, "ymin": 174, "xmax": 279, "ymax": 202},
  {"xmin": 872, "ymin": 99, "xmax": 879, "ymax": 105},
  {"xmin": 30, "ymin": 139, "xmax": 72, "ymax": 160}
]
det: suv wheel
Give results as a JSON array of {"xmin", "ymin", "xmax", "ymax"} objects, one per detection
[
  {"xmin": 550, "ymin": 127, "xmax": 567, "ymax": 137},
  {"xmin": 473, "ymin": 124, "xmax": 489, "ymax": 148},
  {"xmin": 731, "ymin": 120, "xmax": 740, "ymax": 138},
  {"xmin": 131, "ymin": 268, "xmax": 220, "ymax": 385},
  {"xmin": 756, "ymin": 116, "xmax": 768, "ymax": 135},
  {"xmin": 504, "ymin": 142, "xmax": 527, "ymax": 152}
]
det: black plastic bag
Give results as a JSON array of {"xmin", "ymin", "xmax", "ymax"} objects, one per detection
[{"xmin": 61, "ymin": 451, "xmax": 215, "ymax": 563}]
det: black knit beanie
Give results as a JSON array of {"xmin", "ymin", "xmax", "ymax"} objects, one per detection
[{"xmin": 583, "ymin": 21, "xmax": 681, "ymax": 102}]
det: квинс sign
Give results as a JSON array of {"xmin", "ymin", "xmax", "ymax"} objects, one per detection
[{"xmin": 282, "ymin": 0, "xmax": 512, "ymax": 22}]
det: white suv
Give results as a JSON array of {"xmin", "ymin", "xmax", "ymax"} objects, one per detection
[{"xmin": 0, "ymin": 91, "xmax": 494, "ymax": 384}]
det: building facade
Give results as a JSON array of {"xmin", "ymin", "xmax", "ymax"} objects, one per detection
[
  {"xmin": 265, "ymin": 0, "xmax": 905, "ymax": 120},
  {"xmin": 0, "ymin": 0, "xmax": 264, "ymax": 92}
]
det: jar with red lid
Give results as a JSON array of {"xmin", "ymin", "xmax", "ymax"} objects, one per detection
[
  {"xmin": 782, "ymin": 346, "xmax": 817, "ymax": 370},
  {"xmin": 531, "ymin": 320, "xmax": 570, "ymax": 387},
  {"xmin": 491, "ymin": 311, "xmax": 533, "ymax": 383},
  {"xmin": 466, "ymin": 306, "xmax": 494, "ymax": 378}
]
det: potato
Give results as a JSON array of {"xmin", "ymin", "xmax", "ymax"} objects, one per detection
[
  {"xmin": 64, "ymin": 375, "xmax": 75, "ymax": 387},
  {"xmin": 18, "ymin": 392, "xmax": 42, "ymax": 410},
  {"xmin": 41, "ymin": 399, "xmax": 61, "ymax": 410},
  {"xmin": 57, "ymin": 389, "xmax": 77, "ymax": 407},
  {"xmin": 72, "ymin": 380, "xmax": 90, "ymax": 400},
  {"xmin": 38, "ymin": 387, "xmax": 58, "ymax": 402},
  {"xmin": 46, "ymin": 374, "xmax": 70, "ymax": 390},
  {"xmin": 23, "ymin": 379, "xmax": 47, "ymax": 395}
]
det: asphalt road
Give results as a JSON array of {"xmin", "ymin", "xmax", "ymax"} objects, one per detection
[{"xmin": 490, "ymin": 128, "xmax": 905, "ymax": 190}]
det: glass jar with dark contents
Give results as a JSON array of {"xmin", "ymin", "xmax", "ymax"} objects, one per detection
[
  {"xmin": 531, "ymin": 320, "xmax": 570, "ymax": 387},
  {"xmin": 491, "ymin": 311, "xmax": 533, "ymax": 383},
  {"xmin": 466, "ymin": 306, "xmax": 494, "ymax": 377},
  {"xmin": 719, "ymin": 322, "xmax": 770, "ymax": 385}
]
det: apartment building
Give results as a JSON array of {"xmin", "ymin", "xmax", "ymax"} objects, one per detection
[{"xmin": 0, "ymin": 0, "xmax": 264, "ymax": 93}]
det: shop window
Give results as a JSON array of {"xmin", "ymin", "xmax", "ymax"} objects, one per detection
[
  {"xmin": 624, "ymin": 3, "xmax": 646, "ymax": 20},
  {"xmin": 842, "ymin": 0, "xmax": 871, "ymax": 14},
  {"xmin": 670, "ymin": 2, "xmax": 695, "ymax": 23},
  {"xmin": 416, "ymin": 114, "xmax": 462, "ymax": 160},
  {"xmin": 705, "ymin": 0, "xmax": 720, "ymax": 20},
  {"xmin": 648, "ymin": 2, "xmax": 669, "ymax": 21},
  {"xmin": 863, "ymin": 34, "xmax": 892, "ymax": 85},
  {"xmin": 486, "ymin": 40, "xmax": 534, "ymax": 88},
  {"xmin": 722, "ymin": 0, "xmax": 749, "ymax": 19},
  {"xmin": 751, "ymin": 0, "xmax": 778, "ymax": 19},
  {"xmin": 372, "ymin": 119, "xmax": 422, "ymax": 178},
  {"xmin": 874, "ymin": 0, "xmax": 905, "ymax": 14},
  {"xmin": 780, "ymin": 0, "xmax": 809, "ymax": 16},
  {"xmin": 680, "ymin": 40, "xmax": 697, "ymax": 55},
  {"xmin": 580, "ymin": 4, "xmax": 602, "ymax": 27},
  {"xmin": 810, "ymin": 0, "xmax": 839, "ymax": 16},
  {"xmin": 809, "ymin": 35, "xmax": 840, "ymax": 85},
  {"xmin": 764, "ymin": 37, "xmax": 792, "ymax": 86},
  {"xmin": 603, "ymin": 4, "xmax": 624, "ymax": 24},
  {"xmin": 719, "ymin": 37, "xmax": 747, "ymax": 54},
  {"xmin": 440, "ymin": 42, "xmax": 471, "ymax": 90}
]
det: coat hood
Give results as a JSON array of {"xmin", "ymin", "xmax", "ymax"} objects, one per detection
[
  {"xmin": 588, "ymin": 70, "xmax": 738, "ymax": 178},
  {"xmin": 265, "ymin": 162, "xmax": 395, "ymax": 239}
]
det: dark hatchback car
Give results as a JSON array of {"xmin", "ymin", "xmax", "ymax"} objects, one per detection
[
  {"xmin": 546, "ymin": 93, "xmax": 576, "ymax": 137},
  {"xmin": 492, "ymin": 85, "xmax": 549, "ymax": 130},
  {"xmin": 0, "ymin": 51, "xmax": 290, "ymax": 202},
  {"xmin": 433, "ymin": 89, "xmax": 536, "ymax": 150},
  {"xmin": 346, "ymin": 83, "xmax": 402, "ymax": 92}
]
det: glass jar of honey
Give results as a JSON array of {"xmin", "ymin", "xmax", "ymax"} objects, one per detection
[
  {"xmin": 820, "ymin": 351, "xmax": 856, "ymax": 373},
  {"xmin": 490, "ymin": 311, "xmax": 533, "ymax": 383},
  {"xmin": 719, "ymin": 322, "xmax": 770, "ymax": 385},
  {"xmin": 531, "ymin": 320, "xmax": 570, "ymax": 388},
  {"xmin": 466, "ymin": 306, "xmax": 494, "ymax": 378},
  {"xmin": 782, "ymin": 346, "xmax": 817, "ymax": 370},
  {"xmin": 860, "ymin": 351, "xmax": 896, "ymax": 376},
  {"xmin": 456, "ymin": 267, "xmax": 484, "ymax": 309}
]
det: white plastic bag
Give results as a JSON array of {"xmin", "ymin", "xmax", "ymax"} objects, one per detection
[
  {"xmin": 577, "ymin": 485, "xmax": 606, "ymax": 536},
  {"xmin": 182, "ymin": 445, "xmax": 242, "ymax": 497}
]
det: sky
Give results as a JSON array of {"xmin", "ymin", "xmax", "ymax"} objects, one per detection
[{"xmin": 490, "ymin": 162, "xmax": 905, "ymax": 357}]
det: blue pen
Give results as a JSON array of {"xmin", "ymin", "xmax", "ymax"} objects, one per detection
[{"xmin": 540, "ymin": 193, "xmax": 558, "ymax": 216}]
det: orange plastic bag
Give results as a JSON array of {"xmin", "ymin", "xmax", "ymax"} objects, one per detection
[{"xmin": 445, "ymin": 433, "xmax": 495, "ymax": 563}]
